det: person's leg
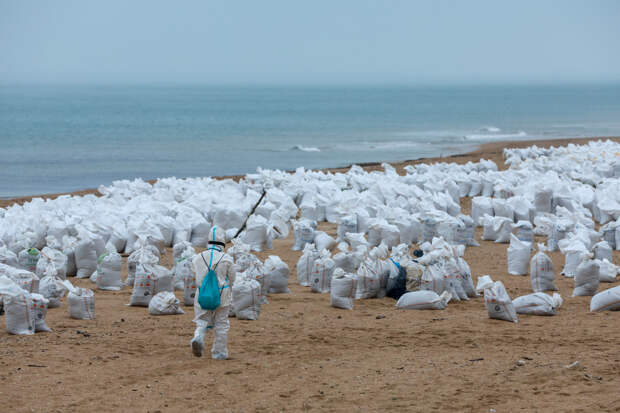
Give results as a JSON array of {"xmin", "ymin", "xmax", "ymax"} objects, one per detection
[
  {"xmin": 190, "ymin": 312, "xmax": 214, "ymax": 357},
  {"xmin": 211, "ymin": 306, "xmax": 230, "ymax": 360}
]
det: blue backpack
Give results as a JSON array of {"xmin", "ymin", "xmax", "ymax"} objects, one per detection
[{"xmin": 197, "ymin": 249, "xmax": 227, "ymax": 311}]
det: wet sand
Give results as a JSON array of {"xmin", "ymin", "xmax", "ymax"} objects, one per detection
[{"xmin": 1, "ymin": 136, "xmax": 619, "ymax": 412}]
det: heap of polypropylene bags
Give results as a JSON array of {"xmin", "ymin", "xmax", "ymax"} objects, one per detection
[{"xmin": 1, "ymin": 139, "xmax": 620, "ymax": 327}]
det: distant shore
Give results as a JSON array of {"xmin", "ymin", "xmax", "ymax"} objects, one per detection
[{"xmin": 2, "ymin": 135, "xmax": 619, "ymax": 209}]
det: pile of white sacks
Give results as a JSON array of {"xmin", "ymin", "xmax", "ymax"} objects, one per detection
[{"xmin": 1, "ymin": 140, "xmax": 620, "ymax": 334}]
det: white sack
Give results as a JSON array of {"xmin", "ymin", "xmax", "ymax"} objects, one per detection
[
  {"xmin": 507, "ymin": 234, "xmax": 530, "ymax": 275},
  {"xmin": 514, "ymin": 221, "xmax": 534, "ymax": 243},
  {"xmin": 292, "ymin": 219, "xmax": 316, "ymax": 251},
  {"xmin": 174, "ymin": 257, "xmax": 193, "ymax": 291},
  {"xmin": 232, "ymin": 277, "xmax": 261, "ymax": 320},
  {"xmin": 590, "ymin": 286, "xmax": 620, "ymax": 312},
  {"xmin": 483, "ymin": 280, "xmax": 518, "ymax": 323},
  {"xmin": 330, "ymin": 269, "xmax": 357, "ymax": 310},
  {"xmin": 65, "ymin": 283, "xmax": 95, "ymax": 320},
  {"xmin": 598, "ymin": 259, "xmax": 617, "ymax": 283},
  {"xmin": 183, "ymin": 268, "xmax": 197, "ymax": 306},
  {"xmin": 310, "ymin": 251, "xmax": 335, "ymax": 293},
  {"xmin": 314, "ymin": 231, "xmax": 336, "ymax": 252},
  {"xmin": 74, "ymin": 239, "xmax": 97, "ymax": 279},
  {"xmin": 0, "ymin": 276, "xmax": 35, "ymax": 335},
  {"xmin": 513, "ymin": 292, "xmax": 562, "ymax": 316},
  {"xmin": 472, "ymin": 197, "xmax": 493, "ymax": 226},
  {"xmin": 31, "ymin": 293, "xmax": 52, "ymax": 332},
  {"xmin": 593, "ymin": 241, "xmax": 613, "ymax": 263},
  {"xmin": 396, "ymin": 290, "xmax": 451, "ymax": 310},
  {"xmin": 530, "ymin": 244, "xmax": 557, "ymax": 292},
  {"xmin": 96, "ymin": 251, "xmax": 123, "ymax": 291},
  {"xmin": 39, "ymin": 275, "xmax": 67, "ymax": 308},
  {"xmin": 572, "ymin": 257, "xmax": 600, "ymax": 297},
  {"xmin": 296, "ymin": 244, "xmax": 319, "ymax": 287},
  {"xmin": 264, "ymin": 255, "xmax": 290, "ymax": 294},
  {"xmin": 17, "ymin": 248, "xmax": 40, "ymax": 273},
  {"xmin": 148, "ymin": 291, "xmax": 184, "ymax": 315},
  {"xmin": 36, "ymin": 247, "xmax": 67, "ymax": 280},
  {"xmin": 129, "ymin": 264, "xmax": 173, "ymax": 306}
]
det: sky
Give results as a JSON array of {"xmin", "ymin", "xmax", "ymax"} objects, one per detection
[{"xmin": 1, "ymin": 0, "xmax": 619, "ymax": 85}]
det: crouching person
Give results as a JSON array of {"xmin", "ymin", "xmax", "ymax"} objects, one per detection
[{"xmin": 190, "ymin": 226, "xmax": 236, "ymax": 360}]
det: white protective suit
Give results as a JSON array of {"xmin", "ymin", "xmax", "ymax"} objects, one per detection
[{"xmin": 190, "ymin": 227, "xmax": 236, "ymax": 360}]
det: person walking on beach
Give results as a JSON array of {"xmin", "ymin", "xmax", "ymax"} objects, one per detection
[{"xmin": 190, "ymin": 226, "xmax": 236, "ymax": 360}]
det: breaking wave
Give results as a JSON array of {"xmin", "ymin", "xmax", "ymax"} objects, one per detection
[
  {"xmin": 290, "ymin": 145, "xmax": 321, "ymax": 152},
  {"xmin": 464, "ymin": 131, "xmax": 528, "ymax": 140}
]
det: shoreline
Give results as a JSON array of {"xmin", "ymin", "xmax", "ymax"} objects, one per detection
[{"xmin": 1, "ymin": 135, "xmax": 618, "ymax": 208}]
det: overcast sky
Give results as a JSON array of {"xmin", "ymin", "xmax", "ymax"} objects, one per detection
[{"xmin": 1, "ymin": 0, "xmax": 619, "ymax": 85}]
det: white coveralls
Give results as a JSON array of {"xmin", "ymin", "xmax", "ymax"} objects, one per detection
[{"xmin": 191, "ymin": 247, "xmax": 236, "ymax": 359}]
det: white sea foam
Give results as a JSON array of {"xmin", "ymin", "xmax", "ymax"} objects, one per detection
[
  {"xmin": 479, "ymin": 126, "xmax": 501, "ymax": 133},
  {"xmin": 464, "ymin": 131, "xmax": 528, "ymax": 140},
  {"xmin": 291, "ymin": 145, "xmax": 321, "ymax": 152}
]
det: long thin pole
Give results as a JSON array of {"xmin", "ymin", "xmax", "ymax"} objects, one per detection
[{"xmin": 233, "ymin": 190, "xmax": 267, "ymax": 240}]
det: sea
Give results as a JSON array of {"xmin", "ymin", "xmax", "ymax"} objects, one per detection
[{"xmin": 1, "ymin": 84, "xmax": 620, "ymax": 198}]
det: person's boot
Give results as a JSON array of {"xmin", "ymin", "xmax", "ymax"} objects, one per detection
[{"xmin": 190, "ymin": 327, "xmax": 206, "ymax": 357}]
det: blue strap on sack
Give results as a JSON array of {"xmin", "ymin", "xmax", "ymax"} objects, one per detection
[{"xmin": 197, "ymin": 227, "xmax": 228, "ymax": 311}]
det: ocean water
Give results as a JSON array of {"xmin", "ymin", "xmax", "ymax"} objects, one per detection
[{"xmin": 1, "ymin": 84, "xmax": 620, "ymax": 198}]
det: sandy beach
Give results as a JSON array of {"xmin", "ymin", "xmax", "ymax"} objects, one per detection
[{"xmin": 1, "ymin": 136, "xmax": 620, "ymax": 412}]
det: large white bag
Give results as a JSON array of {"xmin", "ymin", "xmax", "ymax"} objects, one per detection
[
  {"xmin": 356, "ymin": 256, "xmax": 383, "ymax": 299},
  {"xmin": 534, "ymin": 187, "xmax": 553, "ymax": 214},
  {"xmin": 36, "ymin": 247, "xmax": 67, "ymax": 280},
  {"xmin": 0, "ymin": 264, "xmax": 39, "ymax": 295},
  {"xmin": 598, "ymin": 259, "xmax": 617, "ymax": 283},
  {"xmin": 17, "ymin": 248, "xmax": 40, "ymax": 273},
  {"xmin": 337, "ymin": 215, "xmax": 358, "ymax": 241},
  {"xmin": 148, "ymin": 291, "xmax": 184, "ymax": 315},
  {"xmin": 292, "ymin": 219, "xmax": 317, "ymax": 251},
  {"xmin": 74, "ymin": 239, "xmax": 97, "ymax": 279},
  {"xmin": 420, "ymin": 263, "xmax": 445, "ymax": 295},
  {"xmin": 244, "ymin": 261, "xmax": 269, "ymax": 304},
  {"xmin": 173, "ymin": 257, "xmax": 193, "ymax": 291},
  {"xmin": 65, "ymin": 283, "xmax": 95, "ymax": 320},
  {"xmin": 313, "ymin": 231, "xmax": 336, "ymax": 252},
  {"xmin": 572, "ymin": 256, "xmax": 600, "ymax": 297},
  {"xmin": 396, "ymin": 290, "xmax": 451, "ymax": 310},
  {"xmin": 478, "ymin": 277, "xmax": 518, "ymax": 323},
  {"xmin": 31, "ymin": 293, "xmax": 52, "ymax": 332},
  {"xmin": 507, "ymin": 234, "xmax": 530, "ymax": 275},
  {"xmin": 442, "ymin": 258, "xmax": 468, "ymax": 301},
  {"xmin": 514, "ymin": 221, "xmax": 534, "ymax": 243},
  {"xmin": 0, "ymin": 276, "xmax": 35, "ymax": 335},
  {"xmin": 126, "ymin": 246, "xmax": 159, "ymax": 287},
  {"xmin": 472, "ymin": 197, "xmax": 494, "ymax": 226},
  {"xmin": 481, "ymin": 215, "xmax": 513, "ymax": 243},
  {"xmin": 333, "ymin": 245, "xmax": 363, "ymax": 274},
  {"xmin": 172, "ymin": 241, "xmax": 194, "ymax": 264},
  {"xmin": 296, "ymin": 244, "xmax": 319, "ymax": 286},
  {"xmin": 513, "ymin": 292, "xmax": 562, "ymax": 316},
  {"xmin": 530, "ymin": 244, "xmax": 557, "ymax": 292},
  {"xmin": 310, "ymin": 250, "xmax": 335, "ymax": 293},
  {"xmin": 264, "ymin": 255, "xmax": 290, "ymax": 294},
  {"xmin": 0, "ymin": 246, "xmax": 19, "ymax": 268},
  {"xmin": 183, "ymin": 268, "xmax": 197, "ymax": 306},
  {"xmin": 241, "ymin": 216, "xmax": 269, "ymax": 252},
  {"xmin": 129, "ymin": 263, "xmax": 173, "ymax": 307},
  {"xmin": 590, "ymin": 285, "xmax": 620, "ymax": 312},
  {"xmin": 330, "ymin": 269, "xmax": 357, "ymax": 310},
  {"xmin": 232, "ymin": 277, "xmax": 261, "ymax": 320},
  {"xmin": 96, "ymin": 250, "xmax": 123, "ymax": 291},
  {"xmin": 39, "ymin": 275, "xmax": 67, "ymax": 308},
  {"xmin": 559, "ymin": 239, "xmax": 588, "ymax": 278},
  {"xmin": 593, "ymin": 241, "xmax": 613, "ymax": 263}
]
